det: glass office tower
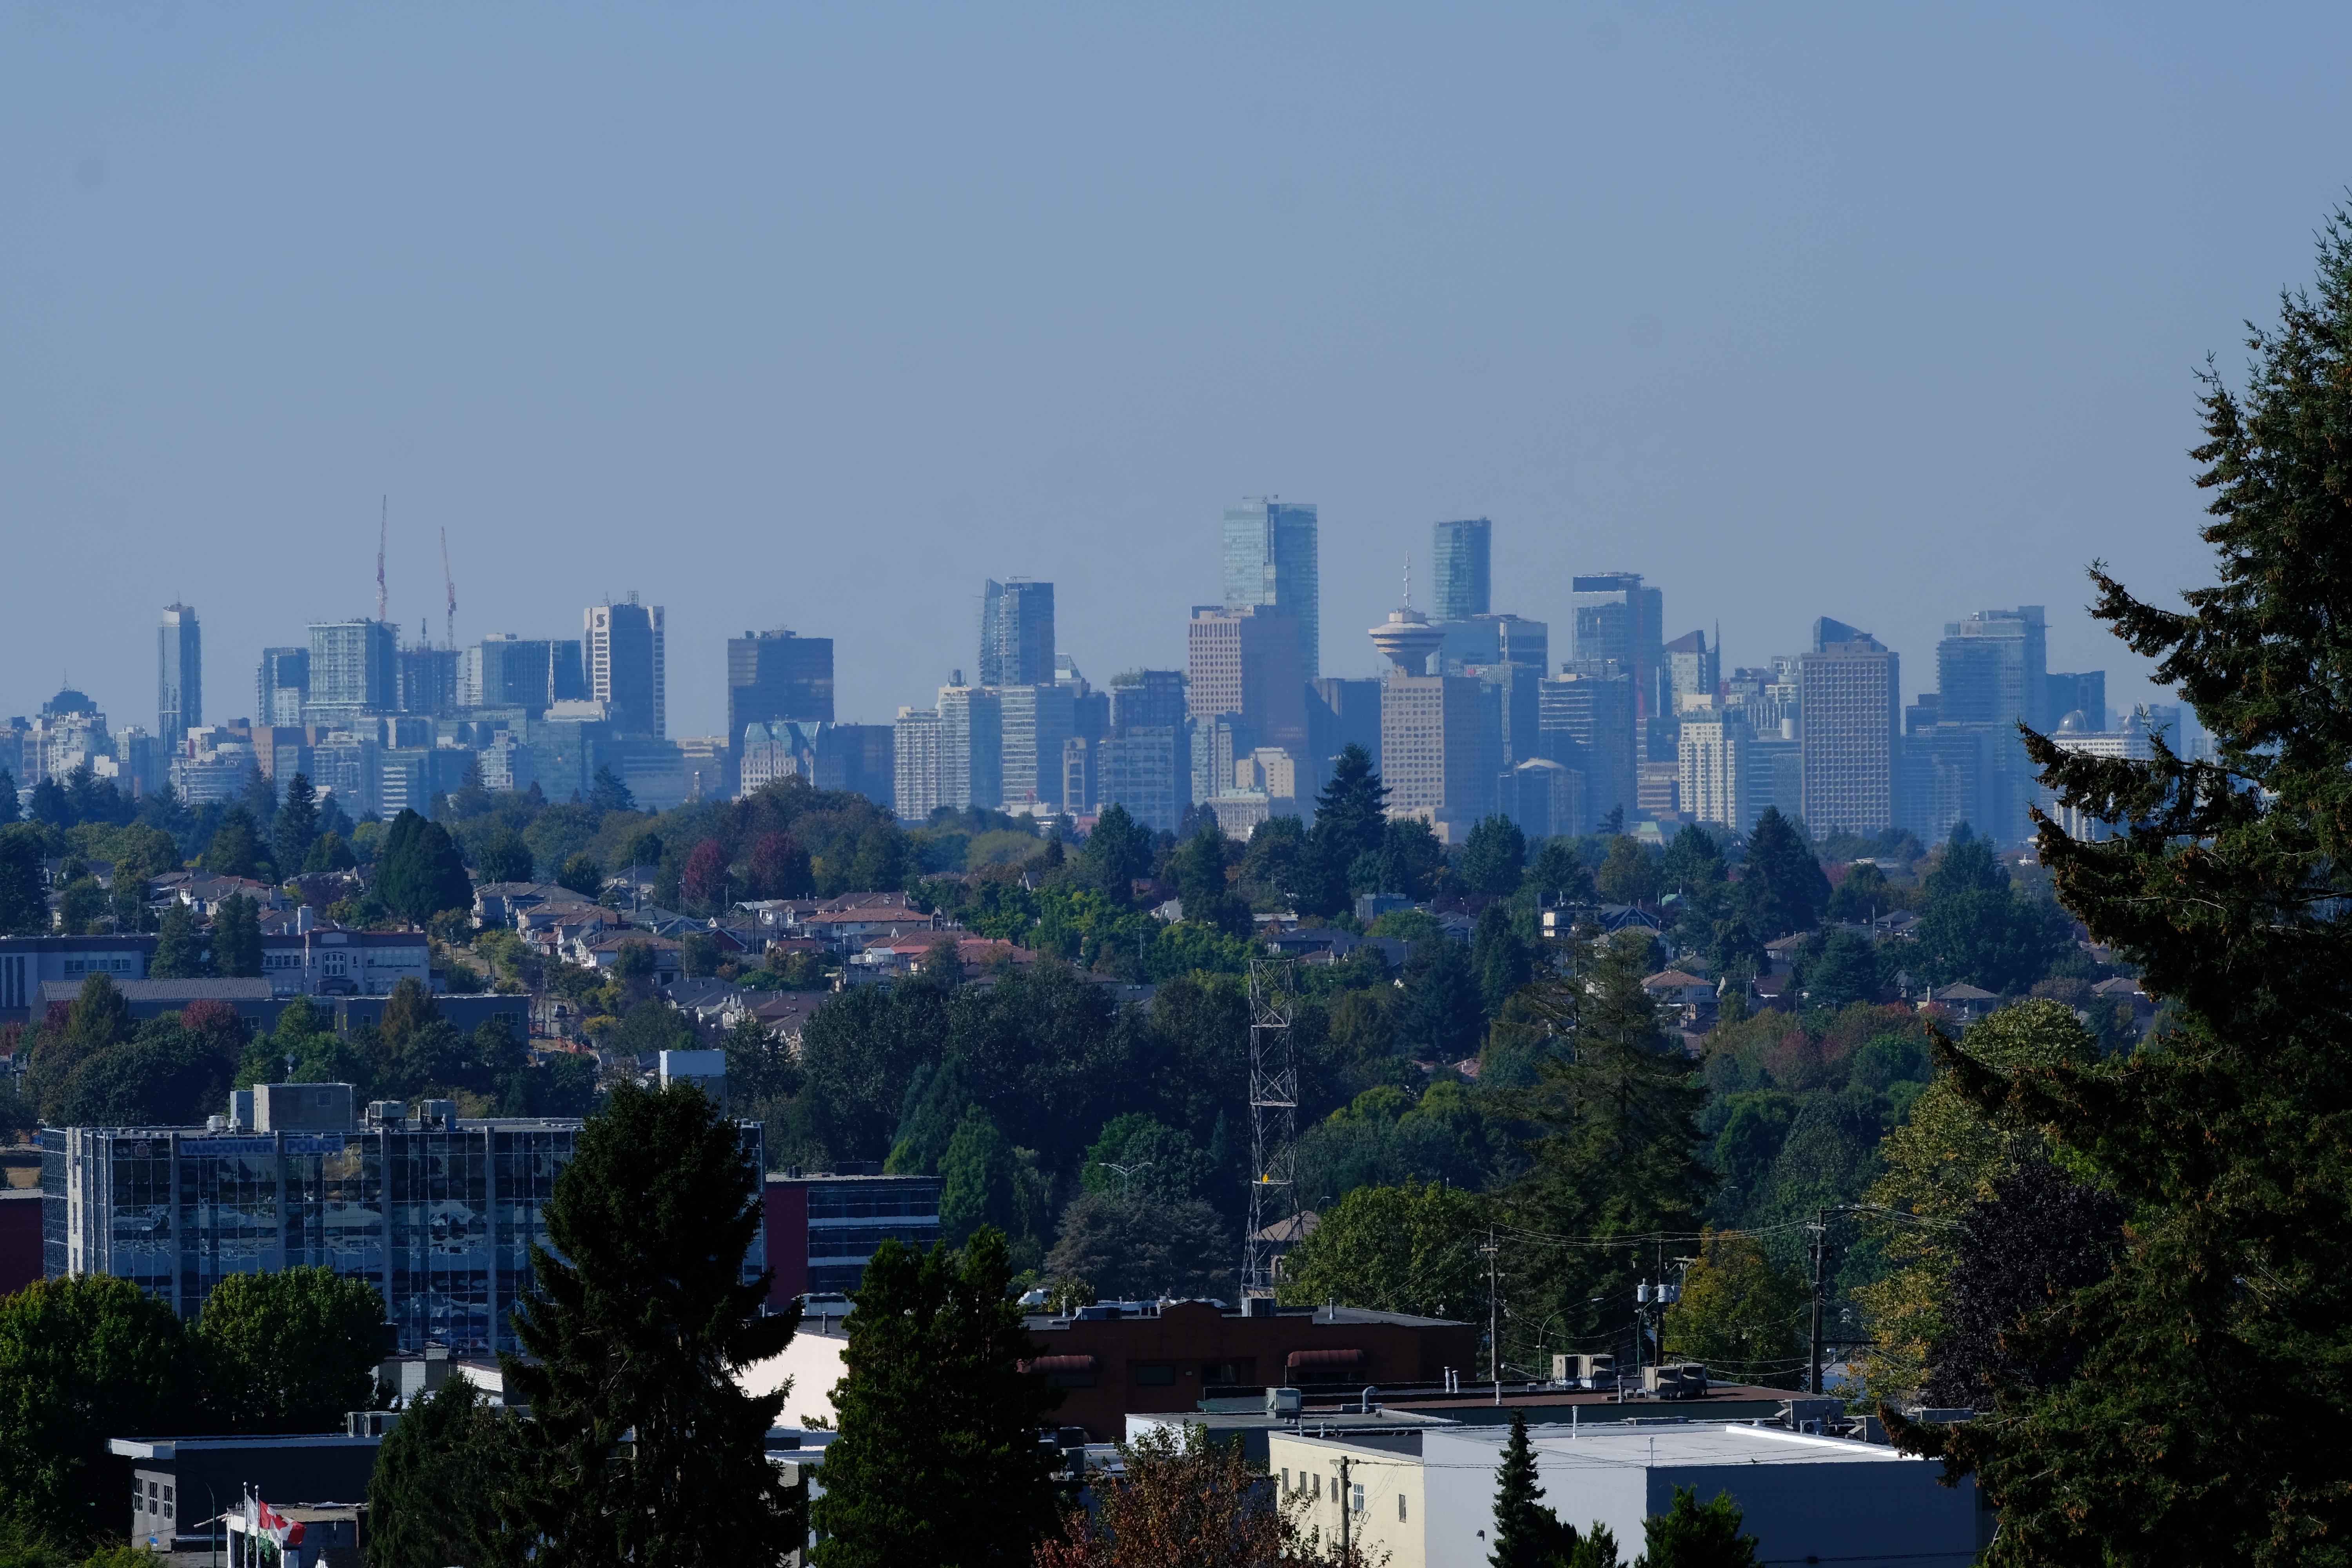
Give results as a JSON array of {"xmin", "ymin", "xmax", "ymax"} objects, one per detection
[
  {"xmin": 1222, "ymin": 499, "xmax": 1320, "ymax": 683},
  {"xmin": 158, "ymin": 604, "xmax": 201, "ymax": 740},
  {"xmin": 1430, "ymin": 519, "xmax": 1492, "ymax": 624}
]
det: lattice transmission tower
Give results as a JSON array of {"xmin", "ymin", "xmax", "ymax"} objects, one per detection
[{"xmin": 1241, "ymin": 958, "xmax": 1297, "ymax": 1303}]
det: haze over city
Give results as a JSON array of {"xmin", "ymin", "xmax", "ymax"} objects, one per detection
[{"xmin": 9, "ymin": 4, "xmax": 2352, "ymax": 734}]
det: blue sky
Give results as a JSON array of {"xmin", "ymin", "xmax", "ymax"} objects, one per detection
[{"xmin": 5, "ymin": 4, "xmax": 2347, "ymax": 738}]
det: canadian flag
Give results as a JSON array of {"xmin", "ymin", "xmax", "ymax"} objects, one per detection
[{"xmin": 253, "ymin": 1496, "xmax": 306, "ymax": 1550}]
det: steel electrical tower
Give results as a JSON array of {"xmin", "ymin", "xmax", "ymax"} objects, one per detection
[{"xmin": 1241, "ymin": 958, "xmax": 1298, "ymax": 1303}]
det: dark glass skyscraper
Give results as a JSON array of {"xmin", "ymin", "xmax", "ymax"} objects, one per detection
[
  {"xmin": 1430, "ymin": 518, "xmax": 1492, "ymax": 624},
  {"xmin": 158, "ymin": 604, "xmax": 200, "ymax": 739},
  {"xmin": 1222, "ymin": 499, "xmax": 1319, "ymax": 682},
  {"xmin": 728, "ymin": 628, "xmax": 836, "ymax": 736},
  {"xmin": 980, "ymin": 579, "xmax": 1055, "ymax": 688}
]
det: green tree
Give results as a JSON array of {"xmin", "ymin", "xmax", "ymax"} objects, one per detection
[
  {"xmin": 0, "ymin": 825, "xmax": 48, "ymax": 935},
  {"xmin": 1278, "ymin": 1180, "xmax": 1485, "ymax": 1318},
  {"xmin": 1473, "ymin": 904, "xmax": 1536, "ymax": 1017},
  {"xmin": 1171, "ymin": 823, "xmax": 1251, "ymax": 939},
  {"xmin": 1490, "ymin": 1409, "xmax": 1572, "ymax": 1568},
  {"xmin": 1075, "ymin": 803, "xmax": 1154, "ymax": 904},
  {"xmin": 1661, "ymin": 1229, "xmax": 1806, "ymax": 1386},
  {"xmin": 501, "ymin": 1082, "xmax": 800, "ymax": 1564},
  {"xmin": 0, "ymin": 769, "xmax": 15, "ymax": 825},
  {"xmin": 588, "ymin": 765, "xmax": 636, "ymax": 814},
  {"xmin": 470, "ymin": 827, "xmax": 535, "ymax": 886},
  {"xmin": 1304, "ymin": 743, "xmax": 1389, "ymax": 914},
  {"xmin": 1526, "ymin": 838, "xmax": 1595, "ymax": 905},
  {"xmin": 1403, "ymin": 937, "xmax": 1485, "ymax": 1060},
  {"xmin": 363, "ymin": 1376, "xmax": 516, "ymax": 1568},
  {"xmin": 53, "ymin": 876, "xmax": 106, "ymax": 936},
  {"xmin": 1735, "ymin": 808, "xmax": 1827, "ymax": 938},
  {"xmin": 304, "ymin": 830, "xmax": 358, "ymax": 873},
  {"xmin": 375, "ymin": 809, "xmax": 474, "ymax": 924},
  {"xmin": 1911, "ymin": 828, "xmax": 2071, "ymax": 993},
  {"xmin": 938, "ymin": 1104, "xmax": 1036, "ymax": 1250},
  {"xmin": 1458, "ymin": 815, "xmax": 1528, "ymax": 897},
  {"xmin": 811, "ymin": 1229, "xmax": 1062, "ymax": 1567},
  {"xmin": 149, "ymin": 900, "xmax": 207, "ymax": 979},
  {"xmin": 1593, "ymin": 836, "xmax": 1657, "ymax": 906},
  {"xmin": 1885, "ymin": 214, "xmax": 2352, "ymax": 1566},
  {"xmin": 1638, "ymin": 1486, "xmax": 1758, "ymax": 1568},
  {"xmin": 1499, "ymin": 933, "xmax": 1712, "ymax": 1347},
  {"xmin": 1359, "ymin": 817, "xmax": 1446, "ymax": 902},
  {"xmin": 557, "ymin": 851, "xmax": 604, "ymax": 899},
  {"xmin": 272, "ymin": 772, "xmax": 321, "ymax": 875},
  {"xmin": 0, "ymin": 1275, "xmax": 196, "ymax": 1546},
  {"xmin": 201, "ymin": 804, "xmax": 266, "ymax": 879},
  {"xmin": 1799, "ymin": 930, "xmax": 1881, "ymax": 1011},
  {"xmin": 1659, "ymin": 825, "xmax": 1729, "ymax": 910},
  {"xmin": 212, "ymin": 893, "xmax": 263, "ymax": 978},
  {"xmin": 196, "ymin": 1267, "xmax": 386, "ymax": 1433},
  {"xmin": 848, "ymin": 824, "xmax": 907, "ymax": 892}
]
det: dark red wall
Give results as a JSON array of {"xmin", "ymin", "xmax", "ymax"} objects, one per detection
[
  {"xmin": 763, "ymin": 1180, "xmax": 808, "ymax": 1308},
  {"xmin": 1027, "ymin": 1301, "xmax": 1480, "ymax": 1441},
  {"xmin": 0, "ymin": 1192, "xmax": 43, "ymax": 1299}
]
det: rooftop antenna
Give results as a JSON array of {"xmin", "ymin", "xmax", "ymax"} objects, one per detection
[
  {"xmin": 376, "ymin": 495, "xmax": 388, "ymax": 624},
  {"xmin": 440, "ymin": 527, "xmax": 457, "ymax": 649},
  {"xmin": 1403, "ymin": 554, "xmax": 1412, "ymax": 609}
]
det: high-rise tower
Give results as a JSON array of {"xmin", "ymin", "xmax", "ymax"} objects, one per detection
[
  {"xmin": 585, "ymin": 595, "xmax": 666, "ymax": 737},
  {"xmin": 979, "ymin": 579, "xmax": 1055, "ymax": 689},
  {"xmin": 1223, "ymin": 499, "xmax": 1320, "ymax": 682},
  {"xmin": 1430, "ymin": 518, "xmax": 1492, "ymax": 624},
  {"xmin": 158, "ymin": 604, "xmax": 201, "ymax": 739}
]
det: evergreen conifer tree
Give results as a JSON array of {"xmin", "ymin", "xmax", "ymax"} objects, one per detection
[
  {"xmin": 812, "ymin": 1229, "xmax": 1062, "ymax": 1567},
  {"xmin": 1488, "ymin": 1410, "xmax": 1572, "ymax": 1568},
  {"xmin": 1888, "ymin": 210, "xmax": 2352, "ymax": 1564},
  {"xmin": 272, "ymin": 772, "xmax": 321, "ymax": 875},
  {"xmin": 1735, "ymin": 808, "xmax": 1828, "ymax": 937},
  {"xmin": 0, "ymin": 769, "xmax": 16, "ymax": 823},
  {"xmin": 0, "ymin": 825, "xmax": 46, "ymax": 935},
  {"xmin": 1301, "ymin": 743, "xmax": 1388, "ymax": 915},
  {"xmin": 1459, "ymin": 814, "xmax": 1530, "ymax": 897},
  {"xmin": 151, "ymin": 899, "xmax": 207, "ymax": 978},
  {"xmin": 1636, "ymin": 1486, "xmax": 1757, "ymax": 1568},
  {"xmin": 212, "ymin": 893, "xmax": 263, "ymax": 978},
  {"xmin": 1499, "ymin": 931, "xmax": 1712, "ymax": 1346},
  {"xmin": 499, "ymin": 1081, "xmax": 802, "ymax": 1565}
]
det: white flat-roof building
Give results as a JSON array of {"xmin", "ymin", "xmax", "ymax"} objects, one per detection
[{"xmin": 1269, "ymin": 1418, "xmax": 1989, "ymax": 1568}]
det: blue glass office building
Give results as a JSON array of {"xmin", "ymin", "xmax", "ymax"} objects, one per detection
[
  {"xmin": 44, "ymin": 1110, "xmax": 764, "ymax": 1354},
  {"xmin": 1221, "ymin": 500, "xmax": 1319, "ymax": 683}
]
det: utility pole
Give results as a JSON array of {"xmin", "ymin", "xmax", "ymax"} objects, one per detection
[
  {"xmin": 1809, "ymin": 1208, "xmax": 1828, "ymax": 1396},
  {"xmin": 1483, "ymin": 1229, "xmax": 1501, "ymax": 1403},
  {"xmin": 1338, "ymin": 1453, "xmax": 1352, "ymax": 1562}
]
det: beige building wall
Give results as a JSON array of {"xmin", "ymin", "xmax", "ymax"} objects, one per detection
[{"xmin": 1268, "ymin": 1433, "xmax": 1429, "ymax": 1568}]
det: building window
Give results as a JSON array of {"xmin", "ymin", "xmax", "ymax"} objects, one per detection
[
  {"xmin": 1281, "ymin": 1469, "xmax": 1290, "ymax": 1492},
  {"xmin": 1311, "ymin": 1473, "xmax": 1321, "ymax": 1499},
  {"xmin": 1352, "ymin": 1484, "xmax": 1364, "ymax": 1514},
  {"xmin": 1399, "ymin": 1494, "xmax": 1408, "ymax": 1522},
  {"xmin": 1134, "ymin": 1364, "xmax": 1176, "ymax": 1387}
]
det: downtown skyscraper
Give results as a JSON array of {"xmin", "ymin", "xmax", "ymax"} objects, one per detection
[
  {"xmin": 1222, "ymin": 499, "xmax": 1319, "ymax": 682},
  {"xmin": 158, "ymin": 604, "xmax": 200, "ymax": 740},
  {"xmin": 980, "ymin": 579, "xmax": 1055, "ymax": 688},
  {"xmin": 1430, "ymin": 518, "xmax": 1492, "ymax": 624}
]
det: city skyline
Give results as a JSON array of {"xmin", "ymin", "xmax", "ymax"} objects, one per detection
[{"xmin": 7, "ymin": 9, "xmax": 2341, "ymax": 742}]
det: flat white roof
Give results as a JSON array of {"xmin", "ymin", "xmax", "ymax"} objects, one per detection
[{"xmin": 1284, "ymin": 1421, "xmax": 1924, "ymax": 1470}]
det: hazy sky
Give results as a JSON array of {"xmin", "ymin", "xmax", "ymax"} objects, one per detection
[{"xmin": 6, "ymin": 4, "xmax": 2347, "ymax": 741}]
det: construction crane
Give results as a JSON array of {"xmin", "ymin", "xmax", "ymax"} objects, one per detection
[
  {"xmin": 376, "ymin": 495, "xmax": 389, "ymax": 624},
  {"xmin": 440, "ymin": 527, "xmax": 456, "ymax": 648}
]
